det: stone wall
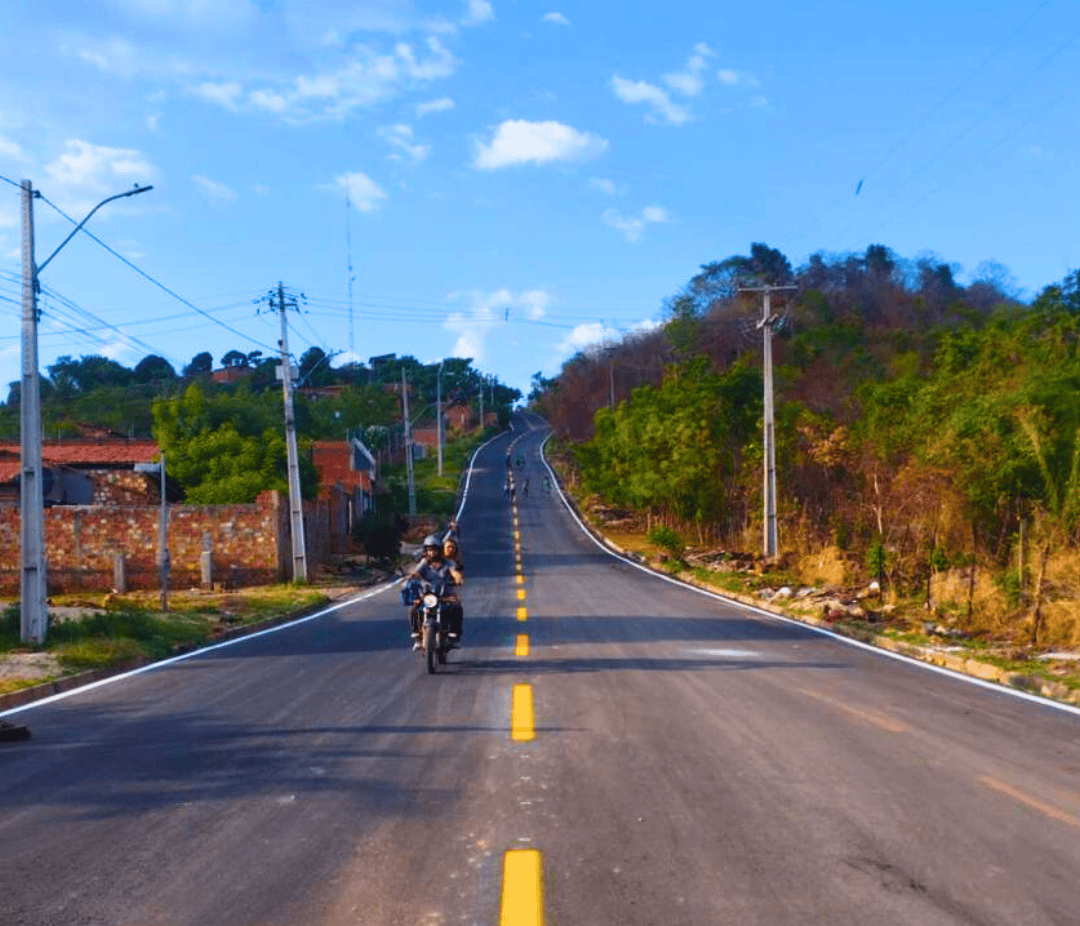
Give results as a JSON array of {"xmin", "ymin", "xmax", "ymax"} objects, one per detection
[{"xmin": 0, "ymin": 490, "xmax": 331, "ymax": 593}]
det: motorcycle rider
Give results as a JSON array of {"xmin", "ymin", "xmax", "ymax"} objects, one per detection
[{"xmin": 407, "ymin": 533, "xmax": 463, "ymax": 650}]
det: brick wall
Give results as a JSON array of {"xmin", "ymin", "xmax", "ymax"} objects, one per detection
[{"xmin": 0, "ymin": 490, "xmax": 331, "ymax": 593}]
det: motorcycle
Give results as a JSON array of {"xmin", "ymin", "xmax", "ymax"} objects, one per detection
[{"xmin": 402, "ymin": 577, "xmax": 458, "ymax": 674}]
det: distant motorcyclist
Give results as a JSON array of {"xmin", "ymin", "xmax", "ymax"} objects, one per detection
[{"xmin": 407, "ymin": 533, "xmax": 463, "ymax": 649}]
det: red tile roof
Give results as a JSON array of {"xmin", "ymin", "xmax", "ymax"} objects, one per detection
[{"xmin": 0, "ymin": 439, "xmax": 160, "ymax": 483}]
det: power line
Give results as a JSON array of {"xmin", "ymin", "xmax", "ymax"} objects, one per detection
[{"xmin": 35, "ymin": 193, "xmax": 277, "ymax": 355}]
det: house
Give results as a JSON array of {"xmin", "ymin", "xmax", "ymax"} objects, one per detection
[
  {"xmin": 0, "ymin": 439, "xmax": 162, "ymax": 506},
  {"xmin": 311, "ymin": 436, "xmax": 378, "ymax": 551}
]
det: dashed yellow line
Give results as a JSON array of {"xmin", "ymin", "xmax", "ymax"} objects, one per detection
[
  {"xmin": 517, "ymin": 606, "xmax": 528, "ymax": 621},
  {"xmin": 516, "ymin": 574, "xmax": 524, "ymax": 585},
  {"xmin": 499, "ymin": 849, "xmax": 544, "ymax": 925},
  {"xmin": 796, "ymin": 687, "xmax": 909, "ymax": 733},
  {"xmin": 980, "ymin": 776, "xmax": 1080, "ymax": 828},
  {"xmin": 511, "ymin": 684, "xmax": 535, "ymax": 741},
  {"xmin": 516, "ymin": 634, "xmax": 530, "ymax": 656},
  {"xmin": 517, "ymin": 589, "xmax": 526, "ymax": 601}
]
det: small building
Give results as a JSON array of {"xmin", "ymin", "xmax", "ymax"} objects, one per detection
[{"xmin": 0, "ymin": 439, "xmax": 163, "ymax": 506}]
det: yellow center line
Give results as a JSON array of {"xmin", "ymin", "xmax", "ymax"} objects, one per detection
[
  {"xmin": 513, "ymin": 530, "xmax": 520, "ymax": 541},
  {"xmin": 516, "ymin": 574, "xmax": 524, "ymax": 585},
  {"xmin": 796, "ymin": 687, "xmax": 909, "ymax": 733},
  {"xmin": 980, "ymin": 776, "xmax": 1080, "ymax": 828},
  {"xmin": 512, "ymin": 684, "xmax": 535, "ymax": 741},
  {"xmin": 500, "ymin": 849, "xmax": 544, "ymax": 926},
  {"xmin": 517, "ymin": 606, "xmax": 528, "ymax": 621},
  {"xmin": 516, "ymin": 634, "xmax": 529, "ymax": 656}
]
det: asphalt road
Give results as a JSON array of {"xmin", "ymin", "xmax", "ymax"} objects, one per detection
[{"xmin": 2, "ymin": 413, "xmax": 1079, "ymax": 926}]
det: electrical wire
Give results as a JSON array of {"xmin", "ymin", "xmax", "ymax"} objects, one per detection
[{"xmin": 35, "ymin": 193, "xmax": 277, "ymax": 355}]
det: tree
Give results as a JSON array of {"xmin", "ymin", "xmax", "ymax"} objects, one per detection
[
  {"xmin": 183, "ymin": 351, "xmax": 213, "ymax": 376},
  {"xmin": 133, "ymin": 355, "xmax": 177, "ymax": 384},
  {"xmin": 298, "ymin": 347, "xmax": 331, "ymax": 387},
  {"xmin": 221, "ymin": 349, "xmax": 249, "ymax": 368}
]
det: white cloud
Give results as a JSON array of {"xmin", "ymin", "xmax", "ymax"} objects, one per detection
[
  {"xmin": 192, "ymin": 174, "xmax": 237, "ymax": 202},
  {"xmin": 717, "ymin": 68, "xmax": 759, "ymax": 87},
  {"xmin": 44, "ymin": 140, "xmax": 157, "ymax": 209},
  {"xmin": 416, "ymin": 97, "xmax": 454, "ymax": 117},
  {"xmin": 0, "ymin": 134, "xmax": 25, "ymax": 160},
  {"xmin": 461, "ymin": 0, "xmax": 494, "ymax": 26},
  {"xmin": 378, "ymin": 124, "xmax": 430, "ymax": 163},
  {"xmin": 473, "ymin": 119, "xmax": 608, "ymax": 170},
  {"xmin": 589, "ymin": 177, "xmax": 620, "ymax": 195},
  {"xmin": 194, "ymin": 80, "xmax": 244, "ymax": 110},
  {"xmin": 145, "ymin": 112, "xmax": 162, "ymax": 132},
  {"xmin": 602, "ymin": 205, "xmax": 669, "ymax": 242},
  {"xmin": 443, "ymin": 288, "xmax": 551, "ymax": 362},
  {"xmin": 610, "ymin": 76, "xmax": 689, "ymax": 125},
  {"xmin": 330, "ymin": 171, "xmax": 388, "ymax": 212},
  {"xmin": 542, "ymin": 12, "xmax": 570, "ymax": 26},
  {"xmin": 662, "ymin": 42, "xmax": 713, "ymax": 97},
  {"xmin": 558, "ymin": 321, "xmax": 622, "ymax": 355},
  {"xmin": 181, "ymin": 37, "xmax": 458, "ymax": 123}
]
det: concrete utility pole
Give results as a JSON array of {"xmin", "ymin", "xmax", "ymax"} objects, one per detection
[
  {"xmin": 401, "ymin": 368, "xmax": 417, "ymax": 516},
  {"xmin": 20, "ymin": 181, "xmax": 45, "ymax": 644},
  {"xmin": 274, "ymin": 282, "xmax": 307, "ymax": 582},
  {"xmin": 739, "ymin": 283, "xmax": 797, "ymax": 559},
  {"xmin": 436, "ymin": 360, "xmax": 444, "ymax": 477},
  {"xmin": 478, "ymin": 375, "xmax": 484, "ymax": 432},
  {"xmin": 20, "ymin": 179, "xmax": 152, "ymax": 643}
]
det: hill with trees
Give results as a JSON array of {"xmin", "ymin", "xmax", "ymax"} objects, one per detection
[{"xmin": 533, "ymin": 244, "xmax": 1080, "ymax": 647}]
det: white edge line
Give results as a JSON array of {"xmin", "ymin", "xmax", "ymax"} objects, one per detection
[
  {"xmin": 539, "ymin": 433, "xmax": 1080, "ymax": 720},
  {"xmin": 3, "ymin": 433, "xmax": 504, "ymax": 719}
]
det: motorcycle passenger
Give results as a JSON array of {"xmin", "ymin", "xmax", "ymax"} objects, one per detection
[
  {"xmin": 408, "ymin": 533, "xmax": 463, "ymax": 650},
  {"xmin": 442, "ymin": 536, "xmax": 466, "ymax": 640}
]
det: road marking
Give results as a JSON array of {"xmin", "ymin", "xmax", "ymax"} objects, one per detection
[
  {"xmin": 512, "ymin": 684, "xmax": 535, "ymax": 741},
  {"xmin": 796, "ymin": 687, "xmax": 909, "ymax": 733},
  {"xmin": 500, "ymin": 849, "xmax": 544, "ymax": 925},
  {"xmin": 514, "ymin": 530, "xmax": 520, "ymax": 541},
  {"xmin": 517, "ymin": 589, "xmax": 526, "ymax": 601},
  {"xmin": 517, "ymin": 607, "xmax": 528, "ymax": 622},
  {"xmin": 516, "ymin": 634, "xmax": 530, "ymax": 656},
  {"xmin": 980, "ymin": 776, "xmax": 1080, "ymax": 828}
]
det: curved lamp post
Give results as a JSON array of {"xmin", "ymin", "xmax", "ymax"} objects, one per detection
[{"xmin": 20, "ymin": 180, "xmax": 152, "ymax": 642}]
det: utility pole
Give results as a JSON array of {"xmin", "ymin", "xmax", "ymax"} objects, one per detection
[
  {"xmin": 739, "ymin": 283, "xmax": 797, "ymax": 559},
  {"xmin": 478, "ymin": 374, "xmax": 484, "ymax": 432},
  {"xmin": 401, "ymin": 368, "xmax": 417, "ymax": 516},
  {"xmin": 437, "ymin": 360, "xmax": 444, "ymax": 477},
  {"xmin": 272, "ymin": 282, "xmax": 307, "ymax": 582},
  {"xmin": 19, "ymin": 179, "xmax": 152, "ymax": 642},
  {"xmin": 20, "ymin": 181, "xmax": 45, "ymax": 644}
]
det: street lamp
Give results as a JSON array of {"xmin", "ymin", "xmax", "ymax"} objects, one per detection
[
  {"xmin": 134, "ymin": 456, "xmax": 169, "ymax": 610},
  {"xmin": 20, "ymin": 180, "xmax": 153, "ymax": 642}
]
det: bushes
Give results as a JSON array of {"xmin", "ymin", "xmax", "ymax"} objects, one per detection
[
  {"xmin": 353, "ymin": 511, "xmax": 402, "ymax": 565},
  {"xmin": 648, "ymin": 524, "xmax": 684, "ymax": 559}
]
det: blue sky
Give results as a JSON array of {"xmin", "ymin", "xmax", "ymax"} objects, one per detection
[{"xmin": 1, "ymin": 1, "xmax": 1077, "ymax": 400}]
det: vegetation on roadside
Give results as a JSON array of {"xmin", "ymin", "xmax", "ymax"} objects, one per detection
[
  {"xmin": 0, "ymin": 585, "xmax": 331, "ymax": 695},
  {"xmin": 534, "ymin": 243, "xmax": 1080, "ymax": 653}
]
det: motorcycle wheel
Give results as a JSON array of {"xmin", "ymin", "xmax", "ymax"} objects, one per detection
[
  {"xmin": 424, "ymin": 625, "xmax": 437, "ymax": 674},
  {"xmin": 438, "ymin": 645, "xmax": 447, "ymax": 665}
]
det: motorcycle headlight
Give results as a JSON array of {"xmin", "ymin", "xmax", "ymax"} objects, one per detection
[{"xmin": 423, "ymin": 593, "xmax": 439, "ymax": 609}]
